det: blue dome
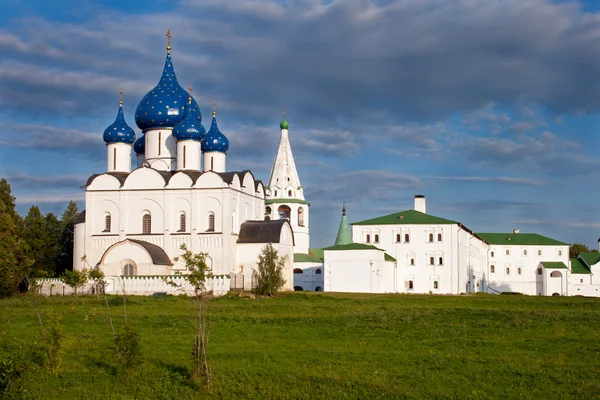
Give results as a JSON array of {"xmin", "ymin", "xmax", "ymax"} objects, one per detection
[
  {"xmin": 201, "ymin": 114, "xmax": 229, "ymax": 153},
  {"xmin": 103, "ymin": 104, "xmax": 136, "ymax": 144},
  {"xmin": 135, "ymin": 50, "xmax": 202, "ymax": 131},
  {"xmin": 173, "ymin": 97, "xmax": 206, "ymax": 141},
  {"xmin": 134, "ymin": 135, "xmax": 145, "ymax": 154}
]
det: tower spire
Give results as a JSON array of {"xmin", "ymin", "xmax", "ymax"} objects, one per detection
[{"xmin": 334, "ymin": 204, "xmax": 352, "ymax": 246}]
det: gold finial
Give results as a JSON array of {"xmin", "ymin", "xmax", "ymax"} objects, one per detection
[
  {"xmin": 212, "ymin": 100, "xmax": 217, "ymax": 117},
  {"xmin": 188, "ymin": 84, "xmax": 192, "ymax": 94},
  {"xmin": 119, "ymin": 88, "xmax": 123, "ymax": 107},
  {"xmin": 166, "ymin": 29, "xmax": 172, "ymax": 51},
  {"xmin": 283, "ymin": 108, "xmax": 287, "ymax": 118}
]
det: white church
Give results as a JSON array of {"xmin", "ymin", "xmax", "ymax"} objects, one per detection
[{"xmin": 65, "ymin": 31, "xmax": 600, "ymax": 298}]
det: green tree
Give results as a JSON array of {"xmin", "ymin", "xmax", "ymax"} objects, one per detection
[
  {"xmin": 59, "ymin": 269, "xmax": 88, "ymax": 295},
  {"xmin": 0, "ymin": 178, "xmax": 18, "ymax": 222},
  {"xmin": 56, "ymin": 201, "xmax": 79, "ymax": 275},
  {"xmin": 23, "ymin": 206, "xmax": 55, "ymax": 277},
  {"xmin": 0, "ymin": 202, "xmax": 32, "ymax": 297},
  {"xmin": 570, "ymin": 243, "xmax": 598, "ymax": 259},
  {"xmin": 254, "ymin": 243, "xmax": 287, "ymax": 297}
]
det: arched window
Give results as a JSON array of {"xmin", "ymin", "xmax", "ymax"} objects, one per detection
[
  {"xmin": 274, "ymin": 190, "xmax": 278, "ymax": 197},
  {"xmin": 517, "ymin": 267, "xmax": 522, "ymax": 275},
  {"xmin": 113, "ymin": 147, "xmax": 117, "ymax": 170},
  {"xmin": 179, "ymin": 213, "xmax": 186, "ymax": 232},
  {"xmin": 438, "ymin": 257, "xmax": 443, "ymax": 265},
  {"xmin": 183, "ymin": 145, "xmax": 187, "ymax": 169},
  {"xmin": 506, "ymin": 249, "xmax": 510, "ymax": 255},
  {"xmin": 264, "ymin": 216, "xmax": 271, "ymax": 221},
  {"xmin": 123, "ymin": 263, "xmax": 136, "ymax": 276},
  {"xmin": 396, "ymin": 234, "xmax": 401, "ymax": 242},
  {"xmin": 288, "ymin": 190, "xmax": 292, "ymax": 197},
  {"xmin": 293, "ymin": 268, "xmax": 303, "ymax": 274},
  {"xmin": 429, "ymin": 257, "xmax": 434, "ymax": 265},
  {"xmin": 410, "ymin": 258, "xmax": 415, "ymax": 265},
  {"xmin": 265, "ymin": 206, "xmax": 272, "ymax": 216},
  {"xmin": 408, "ymin": 280, "xmax": 414, "ymax": 289},
  {"xmin": 491, "ymin": 251, "xmax": 495, "ymax": 257},
  {"xmin": 293, "ymin": 286, "xmax": 303, "ymax": 291},
  {"xmin": 104, "ymin": 214, "xmax": 111, "ymax": 232},
  {"xmin": 366, "ymin": 234, "xmax": 371, "ymax": 243},
  {"xmin": 523, "ymin": 249, "xmax": 527, "ymax": 255},
  {"xmin": 315, "ymin": 286, "xmax": 323, "ymax": 292},
  {"xmin": 158, "ymin": 132, "xmax": 162, "ymax": 155},
  {"xmin": 142, "ymin": 214, "xmax": 151, "ymax": 234},
  {"xmin": 506, "ymin": 267, "xmax": 510, "ymax": 275},
  {"xmin": 374, "ymin": 234, "xmax": 379, "ymax": 243},
  {"xmin": 278, "ymin": 205, "xmax": 291, "ymax": 220},
  {"xmin": 538, "ymin": 249, "xmax": 542, "ymax": 256},
  {"xmin": 208, "ymin": 212, "xmax": 215, "ymax": 232},
  {"xmin": 298, "ymin": 207, "xmax": 305, "ymax": 227},
  {"xmin": 433, "ymin": 281, "xmax": 439, "ymax": 289},
  {"xmin": 210, "ymin": 157, "xmax": 214, "ymax": 171},
  {"xmin": 490, "ymin": 265, "xmax": 495, "ymax": 273},
  {"xmin": 437, "ymin": 233, "xmax": 442, "ymax": 242},
  {"xmin": 404, "ymin": 233, "xmax": 410, "ymax": 242},
  {"xmin": 558, "ymin": 250, "xmax": 562, "ymax": 256},
  {"xmin": 428, "ymin": 233, "xmax": 434, "ymax": 242},
  {"xmin": 537, "ymin": 268, "xmax": 542, "ymax": 275},
  {"xmin": 315, "ymin": 268, "xmax": 322, "ymax": 275},
  {"xmin": 550, "ymin": 271, "xmax": 562, "ymax": 278}
]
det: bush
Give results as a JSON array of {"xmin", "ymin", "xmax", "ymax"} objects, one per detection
[{"xmin": 114, "ymin": 324, "xmax": 141, "ymax": 372}]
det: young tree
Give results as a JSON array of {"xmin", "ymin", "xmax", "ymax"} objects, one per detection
[
  {"xmin": 56, "ymin": 201, "xmax": 79, "ymax": 276},
  {"xmin": 167, "ymin": 244, "xmax": 212, "ymax": 387},
  {"xmin": 23, "ymin": 206, "xmax": 57, "ymax": 277},
  {"xmin": 254, "ymin": 243, "xmax": 287, "ymax": 297},
  {"xmin": 59, "ymin": 269, "xmax": 88, "ymax": 295}
]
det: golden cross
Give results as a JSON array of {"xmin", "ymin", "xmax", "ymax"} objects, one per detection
[
  {"xmin": 212, "ymin": 100, "xmax": 217, "ymax": 116},
  {"xmin": 283, "ymin": 108, "xmax": 287, "ymax": 118},
  {"xmin": 119, "ymin": 88, "xmax": 123, "ymax": 106},
  {"xmin": 188, "ymin": 84, "xmax": 192, "ymax": 94},
  {"xmin": 166, "ymin": 29, "xmax": 172, "ymax": 50}
]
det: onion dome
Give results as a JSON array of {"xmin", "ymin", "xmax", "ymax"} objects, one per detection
[
  {"xmin": 173, "ymin": 94, "xmax": 206, "ymax": 141},
  {"xmin": 201, "ymin": 111, "xmax": 229, "ymax": 153},
  {"xmin": 135, "ymin": 33, "xmax": 202, "ymax": 132},
  {"xmin": 103, "ymin": 92, "xmax": 136, "ymax": 144},
  {"xmin": 280, "ymin": 116, "xmax": 289, "ymax": 130},
  {"xmin": 134, "ymin": 135, "xmax": 145, "ymax": 154}
]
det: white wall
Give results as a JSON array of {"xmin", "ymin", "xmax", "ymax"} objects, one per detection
[
  {"xmin": 267, "ymin": 201, "xmax": 310, "ymax": 254},
  {"xmin": 486, "ymin": 244, "xmax": 569, "ymax": 295},
  {"xmin": 292, "ymin": 261, "xmax": 324, "ymax": 291},
  {"xmin": 107, "ymin": 143, "xmax": 132, "ymax": 173},
  {"xmin": 324, "ymin": 249, "xmax": 393, "ymax": 293},
  {"xmin": 145, "ymin": 129, "xmax": 177, "ymax": 171},
  {"xmin": 176, "ymin": 141, "xmax": 201, "ymax": 171},
  {"xmin": 203, "ymin": 151, "xmax": 226, "ymax": 173}
]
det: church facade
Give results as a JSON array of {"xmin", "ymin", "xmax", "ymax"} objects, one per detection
[{"xmin": 72, "ymin": 33, "xmax": 306, "ymax": 292}]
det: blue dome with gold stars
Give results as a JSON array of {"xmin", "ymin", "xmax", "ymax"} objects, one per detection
[
  {"xmin": 173, "ymin": 97, "xmax": 206, "ymax": 141},
  {"xmin": 135, "ymin": 50, "xmax": 202, "ymax": 132},
  {"xmin": 134, "ymin": 135, "xmax": 145, "ymax": 154},
  {"xmin": 103, "ymin": 103, "xmax": 136, "ymax": 145},
  {"xmin": 201, "ymin": 113, "xmax": 229, "ymax": 153}
]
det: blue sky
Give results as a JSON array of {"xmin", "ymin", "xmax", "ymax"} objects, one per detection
[{"xmin": 2, "ymin": 0, "xmax": 600, "ymax": 249}]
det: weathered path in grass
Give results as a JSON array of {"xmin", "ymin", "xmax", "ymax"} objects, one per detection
[{"xmin": 1, "ymin": 293, "xmax": 599, "ymax": 399}]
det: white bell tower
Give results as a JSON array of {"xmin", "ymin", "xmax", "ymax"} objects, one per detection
[{"xmin": 266, "ymin": 111, "xmax": 310, "ymax": 254}]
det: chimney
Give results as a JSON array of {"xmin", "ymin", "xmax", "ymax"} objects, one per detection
[
  {"xmin": 513, "ymin": 228, "xmax": 520, "ymax": 234},
  {"xmin": 414, "ymin": 195, "xmax": 426, "ymax": 214}
]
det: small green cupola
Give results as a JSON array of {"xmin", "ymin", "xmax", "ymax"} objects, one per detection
[{"xmin": 280, "ymin": 117, "xmax": 289, "ymax": 130}]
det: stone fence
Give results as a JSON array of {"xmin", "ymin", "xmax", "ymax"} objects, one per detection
[{"xmin": 35, "ymin": 275, "xmax": 230, "ymax": 297}]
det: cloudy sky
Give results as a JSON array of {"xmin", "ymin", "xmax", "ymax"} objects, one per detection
[{"xmin": 2, "ymin": 0, "xmax": 600, "ymax": 248}]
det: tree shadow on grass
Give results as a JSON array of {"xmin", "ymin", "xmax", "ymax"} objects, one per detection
[{"xmin": 155, "ymin": 361, "xmax": 201, "ymax": 390}]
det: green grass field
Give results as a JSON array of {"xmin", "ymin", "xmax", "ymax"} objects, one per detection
[{"xmin": 1, "ymin": 292, "xmax": 599, "ymax": 399}]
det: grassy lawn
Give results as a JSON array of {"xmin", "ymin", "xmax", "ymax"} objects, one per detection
[{"xmin": 1, "ymin": 292, "xmax": 599, "ymax": 399}]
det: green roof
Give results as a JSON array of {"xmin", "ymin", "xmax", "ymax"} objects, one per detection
[
  {"xmin": 335, "ymin": 210, "xmax": 352, "ymax": 246},
  {"xmin": 476, "ymin": 233, "xmax": 568, "ymax": 246},
  {"xmin": 265, "ymin": 198, "xmax": 310, "ymax": 205},
  {"xmin": 579, "ymin": 252, "xmax": 600, "ymax": 268},
  {"xmin": 323, "ymin": 243, "xmax": 384, "ymax": 251},
  {"xmin": 570, "ymin": 258, "xmax": 591, "ymax": 274},
  {"xmin": 352, "ymin": 209, "xmax": 458, "ymax": 226},
  {"xmin": 540, "ymin": 261, "xmax": 568, "ymax": 269},
  {"xmin": 384, "ymin": 253, "xmax": 396, "ymax": 262},
  {"xmin": 294, "ymin": 248, "xmax": 324, "ymax": 263}
]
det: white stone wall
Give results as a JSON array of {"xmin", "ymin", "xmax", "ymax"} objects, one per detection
[
  {"xmin": 324, "ymin": 249, "xmax": 394, "ymax": 293},
  {"xmin": 267, "ymin": 201, "xmax": 309, "ymax": 254},
  {"xmin": 176, "ymin": 140, "xmax": 201, "ymax": 171},
  {"xmin": 144, "ymin": 129, "xmax": 177, "ymax": 171},
  {"xmin": 203, "ymin": 151, "xmax": 226, "ymax": 173},
  {"xmin": 292, "ymin": 261, "xmax": 324, "ymax": 291},
  {"xmin": 486, "ymin": 244, "xmax": 569, "ymax": 295}
]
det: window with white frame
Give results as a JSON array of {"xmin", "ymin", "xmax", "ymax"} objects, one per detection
[
  {"xmin": 404, "ymin": 233, "xmax": 410, "ymax": 243},
  {"xmin": 429, "ymin": 256, "xmax": 434, "ymax": 265},
  {"xmin": 438, "ymin": 257, "xmax": 443, "ymax": 265},
  {"xmin": 437, "ymin": 233, "xmax": 442, "ymax": 242},
  {"xmin": 428, "ymin": 233, "xmax": 434, "ymax": 243},
  {"xmin": 103, "ymin": 214, "xmax": 111, "ymax": 232}
]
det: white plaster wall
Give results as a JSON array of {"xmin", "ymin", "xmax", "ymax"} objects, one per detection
[
  {"xmin": 176, "ymin": 140, "xmax": 201, "ymax": 171},
  {"xmin": 136, "ymin": 153, "xmax": 145, "ymax": 168},
  {"xmin": 107, "ymin": 143, "xmax": 132, "ymax": 173},
  {"xmin": 292, "ymin": 262, "xmax": 324, "ymax": 291},
  {"xmin": 324, "ymin": 249, "xmax": 390, "ymax": 293},
  {"xmin": 570, "ymin": 284, "xmax": 600, "ymax": 296},
  {"xmin": 267, "ymin": 201, "xmax": 310, "ymax": 254},
  {"xmin": 203, "ymin": 151, "xmax": 226, "ymax": 173},
  {"xmin": 544, "ymin": 269, "xmax": 567, "ymax": 296},
  {"xmin": 486, "ymin": 244, "xmax": 569, "ymax": 295},
  {"xmin": 145, "ymin": 129, "xmax": 176, "ymax": 171},
  {"xmin": 73, "ymin": 222, "xmax": 85, "ymax": 271}
]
